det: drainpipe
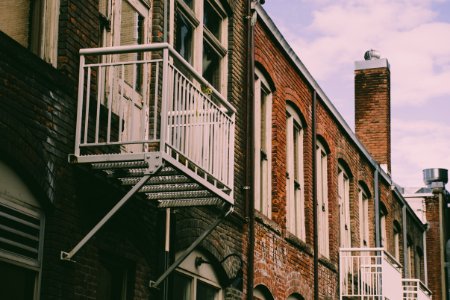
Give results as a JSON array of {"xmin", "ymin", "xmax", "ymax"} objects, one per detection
[
  {"xmin": 312, "ymin": 90, "xmax": 318, "ymax": 300},
  {"xmin": 374, "ymin": 168, "xmax": 380, "ymax": 248},
  {"xmin": 402, "ymin": 205, "xmax": 408, "ymax": 277},
  {"xmin": 423, "ymin": 225, "xmax": 428, "ymax": 285},
  {"xmin": 246, "ymin": 0, "xmax": 256, "ymax": 299}
]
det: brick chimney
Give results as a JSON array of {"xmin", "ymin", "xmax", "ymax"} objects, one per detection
[{"xmin": 355, "ymin": 50, "xmax": 391, "ymax": 174}]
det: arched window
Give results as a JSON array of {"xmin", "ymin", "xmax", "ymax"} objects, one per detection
[
  {"xmin": 286, "ymin": 104, "xmax": 305, "ymax": 239},
  {"xmin": 254, "ymin": 68, "xmax": 273, "ymax": 218},
  {"xmin": 338, "ymin": 163, "xmax": 351, "ymax": 248},
  {"xmin": 254, "ymin": 284, "xmax": 274, "ymax": 300},
  {"xmin": 393, "ymin": 221, "xmax": 401, "ymax": 261},
  {"xmin": 358, "ymin": 184, "xmax": 370, "ymax": 247},
  {"xmin": 0, "ymin": 161, "xmax": 44, "ymax": 300},
  {"xmin": 173, "ymin": 250, "xmax": 223, "ymax": 300},
  {"xmin": 380, "ymin": 203, "xmax": 387, "ymax": 248},
  {"xmin": 316, "ymin": 140, "xmax": 329, "ymax": 257},
  {"xmin": 287, "ymin": 293, "xmax": 305, "ymax": 300}
]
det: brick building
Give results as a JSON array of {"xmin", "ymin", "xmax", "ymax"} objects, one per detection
[
  {"xmin": 0, "ymin": 0, "xmax": 248, "ymax": 299},
  {"xmin": 0, "ymin": 1, "xmax": 442, "ymax": 300},
  {"xmin": 403, "ymin": 169, "xmax": 450, "ymax": 300},
  {"xmin": 249, "ymin": 4, "xmax": 434, "ymax": 300}
]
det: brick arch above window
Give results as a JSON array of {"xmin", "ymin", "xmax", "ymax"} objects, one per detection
[
  {"xmin": 337, "ymin": 158, "xmax": 353, "ymax": 179},
  {"xmin": 255, "ymin": 61, "xmax": 276, "ymax": 92},
  {"xmin": 358, "ymin": 180, "xmax": 372, "ymax": 200}
]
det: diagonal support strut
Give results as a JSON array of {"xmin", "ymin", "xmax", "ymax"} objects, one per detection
[
  {"xmin": 61, "ymin": 168, "xmax": 158, "ymax": 262},
  {"xmin": 149, "ymin": 205, "xmax": 233, "ymax": 289}
]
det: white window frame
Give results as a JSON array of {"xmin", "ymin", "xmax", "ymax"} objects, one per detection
[
  {"xmin": 0, "ymin": 0, "xmax": 60, "ymax": 66},
  {"xmin": 359, "ymin": 186, "xmax": 369, "ymax": 247},
  {"xmin": 286, "ymin": 104, "xmax": 305, "ymax": 240},
  {"xmin": 174, "ymin": 250, "xmax": 223, "ymax": 300},
  {"xmin": 380, "ymin": 209, "xmax": 386, "ymax": 249},
  {"xmin": 254, "ymin": 68, "xmax": 272, "ymax": 218},
  {"xmin": 338, "ymin": 165, "xmax": 351, "ymax": 248},
  {"xmin": 394, "ymin": 224, "xmax": 400, "ymax": 262},
  {"xmin": 0, "ymin": 161, "xmax": 44, "ymax": 300},
  {"xmin": 316, "ymin": 141, "xmax": 329, "ymax": 258},
  {"xmin": 170, "ymin": 0, "xmax": 228, "ymax": 95}
]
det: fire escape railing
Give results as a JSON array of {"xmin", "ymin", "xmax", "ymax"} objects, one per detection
[
  {"xmin": 339, "ymin": 247, "xmax": 403, "ymax": 299},
  {"xmin": 402, "ymin": 279, "xmax": 432, "ymax": 300},
  {"xmin": 74, "ymin": 43, "xmax": 235, "ymax": 191}
]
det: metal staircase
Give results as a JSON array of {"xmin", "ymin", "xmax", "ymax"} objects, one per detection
[
  {"xmin": 61, "ymin": 43, "xmax": 235, "ymax": 263},
  {"xmin": 71, "ymin": 152, "xmax": 232, "ymax": 209}
]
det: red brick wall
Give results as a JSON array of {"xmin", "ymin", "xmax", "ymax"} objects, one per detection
[
  {"xmin": 426, "ymin": 194, "xmax": 444, "ymax": 300},
  {"xmin": 355, "ymin": 66, "xmax": 391, "ymax": 173},
  {"xmin": 253, "ymin": 17, "xmax": 413, "ymax": 299}
]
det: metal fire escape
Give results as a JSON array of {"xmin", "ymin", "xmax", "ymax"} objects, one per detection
[{"xmin": 61, "ymin": 44, "xmax": 235, "ymax": 278}]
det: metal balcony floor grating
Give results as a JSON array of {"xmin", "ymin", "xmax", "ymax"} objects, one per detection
[{"xmin": 72, "ymin": 152, "xmax": 232, "ymax": 208}]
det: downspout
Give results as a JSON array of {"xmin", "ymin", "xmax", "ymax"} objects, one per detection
[
  {"xmin": 374, "ymin": 168, "xmax": 380, "ymax": 248},
  {"xmin": 402, "ymin": 204, "xmax": 408, "ymax": 277},
  {"xmin": 246, "ymin": 1, "xmax": 256, "ymax": 299},
  {"xmin": 312, "ymin": 90, "xmax": 318, "ymax": 300},
  {"xmin": 423, "ymin": 224, "xmax": 428, "ymax": 285},
  {"xmin": 163, "ymin": 2, "xmax": 169, "ymax": 299}
]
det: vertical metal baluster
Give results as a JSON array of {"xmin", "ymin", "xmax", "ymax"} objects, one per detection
[
  {"xmin": 118, "ymin": 64, "xmax": 124, "ymax": 143},
  {"xmin": 83, "ymin": 66, "xmax": 92, "ymax": 144},
  {"xmin": 153, "ymin": 61, "xmax": 160, "ymax": 141},
  {"xmin": 75, "ymin": 55, "xmax": 86, "ymax": 156}
]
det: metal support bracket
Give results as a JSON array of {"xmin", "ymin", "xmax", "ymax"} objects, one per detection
[
  {"xmin": 61, "ymin": 155, "xmax": 163, "ymax": 262},
  {"xmin": 149, "ymin": 205, "xmax": 233, "ymax": 289}
]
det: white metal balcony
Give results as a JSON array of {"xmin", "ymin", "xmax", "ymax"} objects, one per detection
[
  {"xmin": 403, "ymin": 279, "xmax": 432, "ymax": 300},
  {"xmin": 71, "ymin": 43, "xmax": 235, "ymax": 207},
  {"xmin": 340, "ymin": 247, "xmax": 403, "ymax": 299}
]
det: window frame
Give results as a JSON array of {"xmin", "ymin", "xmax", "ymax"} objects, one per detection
[
  {"xmin": 338, "ymin": 165, "xmax": 351, "ymax": 248},
  {"xmin": 173, "ymin": 250, "xmax": 223, "ymax": 300},
  {"xmin": 358, "ymin": 186, "xmax": 369, "ymax": 247},
  {"xmin": 0, "ymin": 0, "xmax": 60, "ymax": 66},
  {"xmin": 171, "ymin": 0, "xmax": 228, "ymax": 95},
  {"xmin": 316, "ymin": 141, "xmax": 329, "ymax": 258},
  {"xmin": 0, "ymin": 161, "xmax": 44, "ymax": 300},
  {"xmin": 254, "ymin": 68, "xmax": 272, "ymax": 218},
  {"xmin": 286, "ymin": 104, "xmax": 305, "ymax": 240}
]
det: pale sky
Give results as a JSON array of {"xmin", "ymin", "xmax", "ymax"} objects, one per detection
[{"xmin": 264, "ymin": 0, "xmax": 450, "ymax": 188}]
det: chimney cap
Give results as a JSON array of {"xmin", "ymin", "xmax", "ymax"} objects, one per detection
[
  {"xmin": 364, "ymin": 49, "xmax": 381, "ymax": 60},
  {"xmin": 423, "ymin": 168, "xmax": 448, "ymax": 186}
]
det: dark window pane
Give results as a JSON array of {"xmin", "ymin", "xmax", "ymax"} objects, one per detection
[
  {"xmin": 202, "ymin": 41, "xmax": 220, "ymax": 90},
  {"xmin": 197, "ymin": 280, "xmax": 218, "ymax": 300},
  {"xmin": 182, "ymin": 0, "xmax": 193, "ymax": 8},
  {"xmin": 120, "ymin": 1, "xmax": 145, "ymax": 91},
  {"xmin": 0, "ymin": 261, "xmax": 36, "ymax": 300},
  {"xmin": 203, "ymin": 1, "xmax": 221, "ymax": 39},
  {"xmin": 173, "ymin": 272, "xmax": 191, "ymax": 300},
  {"xmin": 175, "ymin": 12, "xmax": 194, "ymax": 63},
  {"xmin": 97, "ymin": 259, "xmax": 128, "ymax": 300}
]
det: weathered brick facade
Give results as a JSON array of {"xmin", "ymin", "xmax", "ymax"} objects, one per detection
[
  {"xmin": 0, "ymin": 0, "xmax": 247, "ymax": 299},
  {"xmin": 0, "ymin": 1, "xmax": 439, "ymax": 299}
]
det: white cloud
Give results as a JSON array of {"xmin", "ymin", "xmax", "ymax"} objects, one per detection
[
  {"xmin": 279, "ymin": 0, "xmax": 450, "ymax": 107},
  {"xmin": 392, "ymin": 119, "xmax": 450, "ymax": 187}
]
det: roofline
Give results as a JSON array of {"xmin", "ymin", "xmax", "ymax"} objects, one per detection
[
  {"xmin": 255, "ymin": 5, "xmax": 391, "ymax": 182},
  {"xmin": 256, "ymin": 4, "xmax": 426, "ymax": 230},
  {"xmin": 403, "ymin": 193, "xmax": 434, "ymax": 198}
]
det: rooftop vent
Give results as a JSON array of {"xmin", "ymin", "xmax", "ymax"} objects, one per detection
[
  {"xmin": 364, "ymin": 49, "xmax": 380, "ymax": 60},
  {"xmin": 423, "ymin": 168, "xmax": 448, "ymax": 186}
]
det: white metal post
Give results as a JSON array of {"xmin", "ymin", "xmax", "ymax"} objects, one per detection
[
  {"xmin": 160, "ymin": 47, "xmax": 169, "ymax": 153},
  {"xmin": 228, "ymin": 113, "xmax": 235, "ymax": 193},
  {"xmin": 74, "ymin": 55, "xmax": 86, "ymax": 156}
]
